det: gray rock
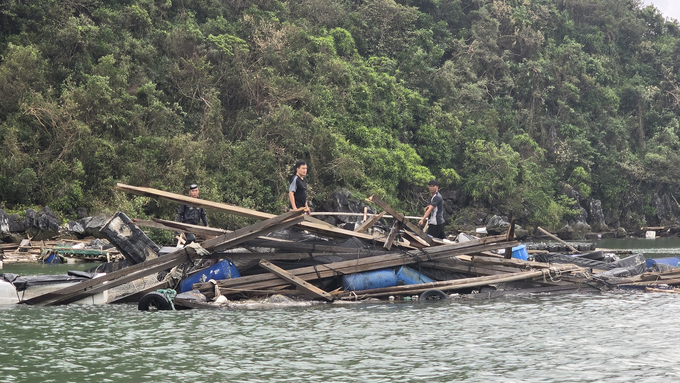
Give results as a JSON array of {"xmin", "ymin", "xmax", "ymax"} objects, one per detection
[
  {"xmin": 616, "ymin": 227, "xmax": 627, "ymax": 238},
  {"xmin": 486, "ymin": 215, "xmax": 509, "ymax": 235},
  {"xmin": 588, "ymin": 199, "xmax": 608, "ymax": 232},
  {"xmin": 24, "ymin": 207, "xmax": 61, "ymax": 241}
]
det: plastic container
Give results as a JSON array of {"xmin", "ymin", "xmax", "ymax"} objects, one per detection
[
  {"xmin": 342, "ymin": 269, "xmax": 398, "ymax": 291},
  {"xmin": 511, "ymin": 244, "xmax": 528, "ymax": 261},
  {"xmin": 179, "ymin": 260, "xmax": 240, "ymax": 292},
  {"xmin": 645, "ymin": 257, "xmax": 680, "ymax": 268},
  {"xmin": 396, "ymin": 266, "xmax": 433, "ymax": 285}
]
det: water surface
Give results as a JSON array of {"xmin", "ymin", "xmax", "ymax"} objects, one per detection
[{"xmin": 2, "ymin": 239, "xmax": 680, "ymax": 382}]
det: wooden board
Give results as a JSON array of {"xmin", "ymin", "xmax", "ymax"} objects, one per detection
[{"xmin": 258, "ymin": 260, "xmax": 334, "ymax": 301}]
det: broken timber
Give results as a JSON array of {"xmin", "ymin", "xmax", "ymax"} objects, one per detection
[
  {"xmin": 366, "ymin": 195, "xmax": 434, "ymax": 246},
  {"xmin": 354, "ymin": 211, "xmax": 386, "ymax": 233},
  {"xmin": 258, "ymin": 260, "xmax": 334, "ymax": 301},
  {"xmin": 22, "ymin": 209, "xmax": 306, "ymax": 306},
  {"xmin": 114, "ymin": 183, "xmax": 408, "ymax": 248},
  {"xmin": 537, "ymin": 226, "xmax": 578, "ymax": 253}
]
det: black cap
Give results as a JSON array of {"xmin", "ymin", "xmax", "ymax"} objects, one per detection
[
  {"xmin": 189, "ymin": 184, "xmax": 198, "ymax": 190},
  {"xmin": 428, "ymin": 179, "xmax": 439, "ymax": 186}
]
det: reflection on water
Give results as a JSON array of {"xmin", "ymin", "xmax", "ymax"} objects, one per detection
[{"xmin": 1, "ymin": 239, "xmax": 680, "ymax": 382}]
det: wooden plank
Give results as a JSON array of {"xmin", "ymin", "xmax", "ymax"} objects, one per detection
[
  {"xmin": 310, "ymin": 212, "xmax": 421, "ymax": 220},
  {"xmin": 536, "ymin": 226, "xmax": 578, "ymax": 253},
  {"xmin": 355, "ymin": 211, "xmax": 386, "ymax": 233},
  {"xmin": 24, "ymin": 209, "xmax": 305, "ymax": 306},
  {"xmin": 383, "ymin": 221, "xmax": 401, "ymax": 250},
  {"xmin": 209, "ymin": 251, "xmax": 391, "ymax": 262},
  {"xmin": 115, "ymin": 183, "xmax": 401, "ymax": 247},
  {"xmin": 258, "ymin": 260, "xmax": 334, "ymax": 301},
  {"xmin": 366, "ymin": 195, "xmax": 434, "ymax": 245},
  {"xmin": 402, "ymin": 230, "xmax": 429, "ymax": 248}
]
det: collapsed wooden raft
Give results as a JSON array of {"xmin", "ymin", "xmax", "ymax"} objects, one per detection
[{"xmin": 22, "ymin": 183, "xmax": 659, "ymax": 307}]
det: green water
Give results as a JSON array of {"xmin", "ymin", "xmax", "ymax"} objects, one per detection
[{"xmin": 2, "ymin": 238, "xmax": 680, "ymax": 382}]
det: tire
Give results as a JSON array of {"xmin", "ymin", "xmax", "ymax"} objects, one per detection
[
  {"xmin": 419, "ymin": 289, "xmax": 448, "ymax": 301},
  {"xmin": 138, "ymin": 291, "xmax": 172, "ymax": 311}
]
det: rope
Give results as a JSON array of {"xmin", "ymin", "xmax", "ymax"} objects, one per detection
[
  {"xmin": 156, "ymin": 288, "xmax": 177, "ymax": 310},
  {"xmin": 208, "ymin": 279, "xmax": 221, "ymax": 300}
]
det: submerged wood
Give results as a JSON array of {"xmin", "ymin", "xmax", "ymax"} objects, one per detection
[{"xmin": 24, "ymin": 209, "xmax": 306, "ymax": 306}]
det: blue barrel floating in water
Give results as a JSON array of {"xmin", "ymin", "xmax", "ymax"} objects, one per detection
[
  {"xmin": 179, "ymin": 260, "xmax": 240, "ymax": 292},
  {"xmin": 645, "ymin": 257, "xmax": 680, "ymax": 268},
  {"xmin": 396, "ymin": 266, "xmax": 433, "ymax": 285},
  {"xmin": 43, "ymin": 252, "xmax": 61, "ymax": 264},
  {"xmin": 342, "ymin": 269, "xmax": 398, "ymax": 291}
]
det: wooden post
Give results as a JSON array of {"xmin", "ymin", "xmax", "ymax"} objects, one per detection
[
  {"xmin": 367, "ymin": 195, "xmax": 434, "ymax": 246},
  {"xmin": 503, "ymin": 218, "xmax": 516, "ymax": 259},
  {"xmin": 537, "ymin": 226, "xmax": 578, "ymax": 253},
  {"xmin": 258, "ymin": 260, "xmax": 334, "ymax": 301},
  {"xmin": 363, "ymin": 207, "xmax": 368, "ymax": 221}
]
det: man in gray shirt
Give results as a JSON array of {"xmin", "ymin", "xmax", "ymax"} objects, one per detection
[{"xmin": 418, "ymin": 179, "xmax": 445, "ymax": 239}]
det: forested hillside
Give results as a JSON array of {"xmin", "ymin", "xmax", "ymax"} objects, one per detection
[{"xmin": 1, "ymin": 0, "xmax": 679, "ymax": 231}]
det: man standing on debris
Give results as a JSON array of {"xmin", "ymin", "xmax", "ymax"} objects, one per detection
[
  {"xmin": 289, "ymin": 160, "xmax": 311, "ymax": 215},
  {"xmin": 418, "ymin": 179, "xmax": 446, "ymax": 239},
  {"xmin": 176, "ymin": 183, "xmax": 209, "ymax": 244}
]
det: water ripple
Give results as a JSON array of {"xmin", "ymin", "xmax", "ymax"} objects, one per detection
[{"xmin": 1, "ymin": 293, "xmax": 680, "ymax": 382}]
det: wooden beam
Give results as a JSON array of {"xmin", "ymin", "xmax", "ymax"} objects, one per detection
[
  {"xmin": 258, "ymin": 260, "xmax": 334, "ymax": 301},
  {"xmin": 537, "ymin": 227, "xmax": 578, "ymax": 253},
  {"xmin": 366, "ymin": 195, "xmax": 433, "ymax": 245},
  {"xmin": 355, "ymin": 211, "xmax": 386, "ymax": 233}
]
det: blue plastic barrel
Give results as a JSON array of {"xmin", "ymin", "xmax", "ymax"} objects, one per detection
[
  {"xmin": 396, "ymin": 266, "xmax": 433, "ymax": 285},
  {"xmin": 511, "ymin": 244, "xmax": 528, "ymax": 261},
  {"xmin": 179, "ymin": 260, "xmax": 240, "ymax": 292},
  {"xmin": 342, "ymin": 269, "xmax": 398, "ymax": 291},
  {"xmin": 645, "ymin": 257, "xmax": 680, "ymax": 268}
]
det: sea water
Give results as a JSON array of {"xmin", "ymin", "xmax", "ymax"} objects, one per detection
[{"xmin": 1, "ymin": 238, "xmax": 680, "ymax": 382}]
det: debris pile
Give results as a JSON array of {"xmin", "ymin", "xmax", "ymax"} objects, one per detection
[{"xmin": 8, "ymin": 183, "xmax": 680, "ymax": 308}]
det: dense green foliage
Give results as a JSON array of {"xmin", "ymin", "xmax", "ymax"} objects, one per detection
[{"xmin": 1, "ymin": 0, "xmax": 679, "ymax": 230}]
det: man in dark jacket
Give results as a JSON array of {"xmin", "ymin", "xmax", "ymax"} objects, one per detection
[{"xmin": 176, "ymin": 183, "xmax": 209, "ymax": 244}]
